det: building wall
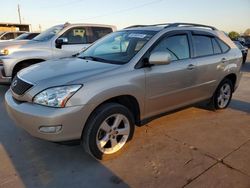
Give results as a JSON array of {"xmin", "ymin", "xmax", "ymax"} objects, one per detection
[{"xmin": 0, "ymin": 27, "xmax": 17, "ymax": 32}]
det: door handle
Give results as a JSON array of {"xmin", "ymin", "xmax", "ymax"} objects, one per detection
[
  {"xmin": 187, "ymin": 64, "xmax": 196, "ymax": 70},
  {"xmin": 221, "ymin": 58, "xmax": 227, "ymax": 63}
]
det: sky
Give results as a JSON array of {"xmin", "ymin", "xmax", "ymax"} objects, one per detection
[{"xmin": 1, "ymin": 0, "xmax": 249, "ymax": 33}]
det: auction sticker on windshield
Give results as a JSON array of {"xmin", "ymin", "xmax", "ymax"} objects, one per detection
[{"xmin": 128, "ymin": 33, "xmax": 147, "ymax": 38}]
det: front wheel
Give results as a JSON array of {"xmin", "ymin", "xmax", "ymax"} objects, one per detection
[
  {"xmin": 212, "ymin": 79, "xmax": 233, "ymax": 110},
  {"xmin": 82, "ymin": 103, "xmax": 135, "ymax": 160}
]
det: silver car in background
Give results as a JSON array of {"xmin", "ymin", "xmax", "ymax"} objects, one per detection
[
  {"xmin": 5, "ymin": 23, "xmax": 242, "ymax": 160},
  {"xmin": 0, "ymin": 23, "xmax": 116, "ymax": 83}
]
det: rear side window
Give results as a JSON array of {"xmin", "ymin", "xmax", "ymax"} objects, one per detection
[
  {"xmin": 212, "ymin": 38, "xmax": 222, "ymax": 54},
  {"xmin": 90, "ymin": 27, "xmax": 113, "ymax": 42},
  {"xmin": 217, "ymin": 39, "xmax": 230, "ymax": 53},
  {"xmin": 193, "ymin": 35, "xmax": 213, "ymax": 57},
  {"xmin": 27, "ymin": 33, "xmax": 39, "ymax": 39},
  {"xmin": 1, "ymin": 33, "xmax": 15, "ymax": 40},
  {"xmin": 151, "ymin": 34, "xmax": 190, "ymax": 61}
]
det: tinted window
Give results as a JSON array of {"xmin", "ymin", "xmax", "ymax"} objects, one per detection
[
  {"xmin": 16, "ymin": 33, "xmax": 24, "ymax": 38},
  {"xmin": 61, "ymin": 27, "xmax": 88, "ymax": 44},
  {"xmin": 26, "ymin": 33, "xmax": 39, "ymax": 40},
  {"xmin": 151, "ymin": 35, "xmax": 190, "ymax": 61},
  {"xmin": 1, "ymin": 33, "xmax": 15, "ymax": 40},
  {"xmin": 212, "ymin": 38, "xmax": 222, "ymax": 54},
  {"xmin": 15, "ymin": 33, "xmax": 29, "ymax": 40},
  {"xmin": 217, "ymin": 39, "xmax": 230, "ymax": 53},
  {"xmin": 193, "ymin": 35, "xmax": 213, "ymax": 57},
  {"xmin": 91, "ymin": 27, "xmax": 113, "ymax": 42}
]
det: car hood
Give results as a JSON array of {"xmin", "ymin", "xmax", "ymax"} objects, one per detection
[
  {"xmin": 18, "ymin": 57, "xmax": 121, "ymax": 86},
  {"xmin": 0, "ymin": 40, "xmax": 29, "ymax": 49}
]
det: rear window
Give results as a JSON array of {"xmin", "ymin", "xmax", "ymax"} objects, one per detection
[
  {"xmin": 90, "ymin": 27, "xmax": 113, "ymax": 42},
  {"xmin": 217, "ymin": 39, "xmax": 230, "ymax": 53},
  {"xmin": 212, "ymin": 38, "xmax": 222, "ymax": 54},
  {"xmin": 1, "ymin": 32, "xmax": 15, "ymax": 40},
  {"xmin": 193, "ymin": 35, "xmax": 213, "ymax": 57}
]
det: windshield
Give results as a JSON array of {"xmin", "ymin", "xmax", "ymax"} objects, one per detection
[
  {"xmin": 15, "ymin": 33, "xmax": 29, "ymax": 40},
  {"xmin": 33, "ymin": 25, "xmax": 64, "ymax": 42},
  {"xmin": 78, "ymin": 30, "xmax": 157, "ymax": 64}
]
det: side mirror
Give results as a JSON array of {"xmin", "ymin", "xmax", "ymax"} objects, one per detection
[
  {"xmin": 149, "ymin": 51, "xmax": 172, "ymax": 66},
  {"xmin": 55, "ymin": 37, "xmax": 68, "ymax": 49}
]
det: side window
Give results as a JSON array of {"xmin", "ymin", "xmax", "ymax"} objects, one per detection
[
  {"xmin": 27, "ymin": 33, "xmax": 38, "ymax": 40},
  {"xmin": 90, "ymin": 27, "xmax": 113, "ymax": 42},
  {"xmin": 151, "ymin": 34, "xmax": 190, "ymax": 61},
  {"xmin": 193, "ymin": 35, "xmax": 213, "ymax": 57},
  {"xmin": 2, "ymin": 33, "xmax": 14, "ymax": 40},
  {"xmin": 217, "ymin": 39, "xmax": 230, "ymax": 53},
  {"xmin": 61, "ymin": 27, "xmax": 88, "ymax": 44},
  {"xmin": 212, "ymin": 38, "xmax": 222, "ymax": 54}
]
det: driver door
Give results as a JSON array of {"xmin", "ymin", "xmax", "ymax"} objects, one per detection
[
  {"xmin": 54, "ymin": 27, "xmax": 91, "ymax": 58},
  {"xmin": 145, "ymin": 31, "xmax": 199, "ymax": 117}
]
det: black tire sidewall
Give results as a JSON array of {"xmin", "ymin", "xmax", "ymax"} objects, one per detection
[
  {"xmin": 82, "ymin": 103, "xmax": 135, "ymax": 160},
  {"xmin": 213, "ymin": 79, "xmax": 233, "ymax": 110}
]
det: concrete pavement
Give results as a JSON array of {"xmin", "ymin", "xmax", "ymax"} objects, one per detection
[{"xmin": 0, "ymin": 52, "xmax": 250, "ymax": 188}]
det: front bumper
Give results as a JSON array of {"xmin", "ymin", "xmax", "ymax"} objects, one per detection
[
  {"xmin": 0, "ymin": 65, "xmax": 11, "ymax": 84},
  {"xmin": 5, "ymin": 89, "xmax": 89, "ymax": 142}
]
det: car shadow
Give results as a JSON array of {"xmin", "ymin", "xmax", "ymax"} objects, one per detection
[
  {"xmin": 241, "ymin": 62, "xmax": 250, "ymax": 73},
  {"xmin": 229, "ymin": 99, "xmax": 250, "ymax": 114},
  {"xmin": 0, "ymin": 85, "xmax": 129, "ymax": 188}
]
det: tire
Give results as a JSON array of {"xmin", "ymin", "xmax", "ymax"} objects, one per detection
[
  {"xmin": 242, "ymin": 55, "xmax": 246, "ymax": 64},
  {"xmin": 82, "ymin": 103, "xmax": 135, "ymax": 160},
  {"xmin": 212, "ymin": 79, "xmax": 233, "ymax": 110}
]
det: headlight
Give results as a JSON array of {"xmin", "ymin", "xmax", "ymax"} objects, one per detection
[
  {"xmin": 0, "ymin": 49, "xmax": 9, "ymax": 56},
  {"xmin": 33, "ymin": 85, "xmax": 82, "ymax": 108}
]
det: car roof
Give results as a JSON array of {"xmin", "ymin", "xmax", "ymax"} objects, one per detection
[{"xmin": 59, "ymin": 23, "xmax": 117, "ymax": 31}]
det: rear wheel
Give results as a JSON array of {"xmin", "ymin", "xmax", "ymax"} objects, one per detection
[
  {"xmin": 82, "ymin": 103, "xmax": 135, "ymax": 160},
  {"xmin": 212, "ymin": 79, "xmax": 233, "ymax": 110}
]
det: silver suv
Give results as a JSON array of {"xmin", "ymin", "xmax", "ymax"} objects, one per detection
[
  {"xmin": 0, "ymin": 23, "xmax": 116, "ymax": 84},
  {"xmin": 5, "ymin": 23, "xmax": 242, "ymax": 160}
]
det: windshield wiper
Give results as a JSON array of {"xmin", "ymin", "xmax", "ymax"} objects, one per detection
[{"xmin": 78, "ymin": 56, "xmax": 109, "ymax": 63}]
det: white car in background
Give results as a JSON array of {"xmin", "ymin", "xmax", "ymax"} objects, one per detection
[{"xmin": 0, "ymin": 23, "xmax": 116, "ymax": 84}]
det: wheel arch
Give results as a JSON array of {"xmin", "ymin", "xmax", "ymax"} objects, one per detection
[
  {"xmin": 87, "ymin": 95, "xmax": 141, "ymax": 126},
  {"xmin": 223, "ymin": 73, "xmax": 237, "ymax": 92},
  {"xmin": 12, "ymin": 58, "xmax": 45, "ymax": 78}
]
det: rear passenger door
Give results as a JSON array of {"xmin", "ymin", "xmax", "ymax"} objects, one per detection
[
  {"xmin": 88, "ymin": 27, "xmax": 113, "ymax": 43},
  {"xmin": 191, "ymin": 32, "xmax": 230, "ymax": 99}
]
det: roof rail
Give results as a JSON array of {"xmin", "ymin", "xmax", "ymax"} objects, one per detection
[
  {"xmin": 125, "ymin": 25, "xmax": 155, "ymax": 29},
  {"xmin": 165, "ymin": 23, "xmax": 217, "ymax": 30},
  {"xmin": 125, "ymin": 22, "xmax": 217, "ymax": 30}
]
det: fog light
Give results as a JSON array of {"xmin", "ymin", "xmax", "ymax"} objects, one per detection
[{"xmin": 39, "ymin": 125, "xmax": 62, "ymax": 133}]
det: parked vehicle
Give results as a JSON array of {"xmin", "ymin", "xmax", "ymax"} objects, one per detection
[
  {"xmin": 5, "ymin": 23, "xmax": 242, "ymax": 160},
  {"xmin": 0, "ymin": 31, "xmax": 25, "ymax": 40},
  {"xmin": 243, "ymin": 36, "xmax": 250, "ymax": 48},
  {"xmin": 233, "ymin": 41, "xmax": 248, "ymax": 63},
  {"xmin": 0, "ymin": 33, "xmax": 41, "ymax": 57},
  {"xmin": 0, "ymin": 23, "xmax": 116, "ymax": 84},
  {"xmin": 14, "ymin": 32, "xmax": 40, "ymax": 40}
]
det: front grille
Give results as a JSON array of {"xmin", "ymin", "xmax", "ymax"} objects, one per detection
[{"xmin": 11, "ymin": 76, "xmax": 33, "ymax": 95}]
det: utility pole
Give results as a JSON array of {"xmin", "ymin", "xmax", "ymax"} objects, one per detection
[{"xmin": 18, "ymin": 4, "xmax": 21, "ymax": 24}]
